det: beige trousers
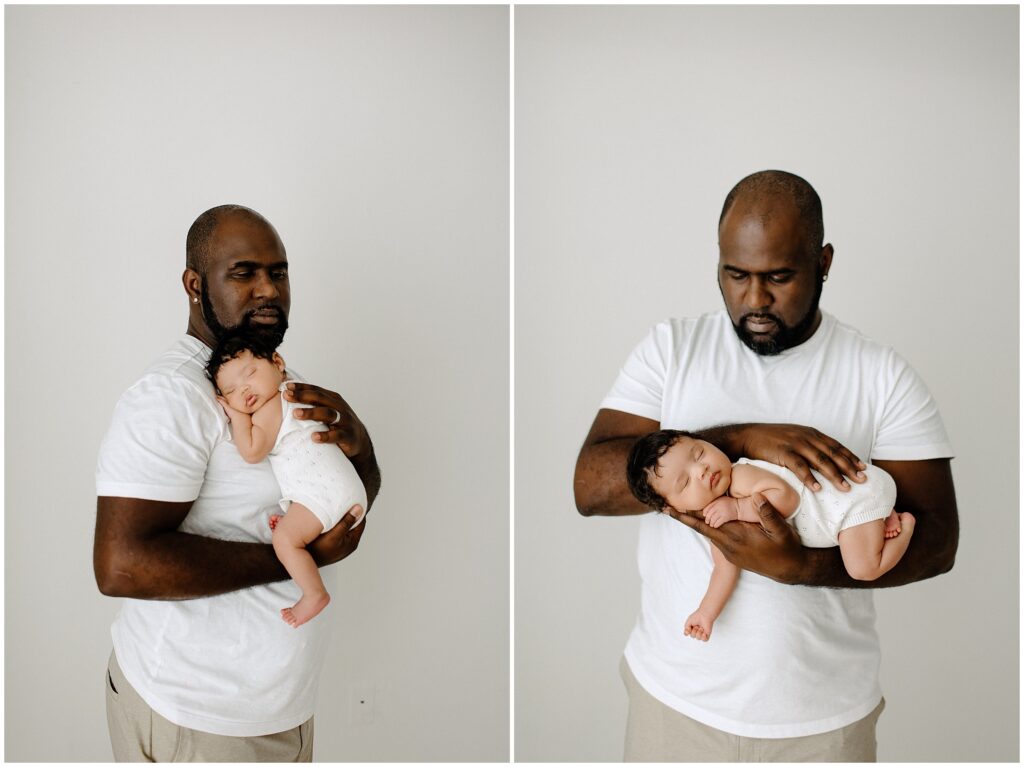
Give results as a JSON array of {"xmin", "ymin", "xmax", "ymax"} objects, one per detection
[
  {"xmin": 621, "ymin": 656, "xmax": 884, "ymax": 762},
  {"xmin": 105, "ymin": 650, "xmax": 314, "ymax": 762}
]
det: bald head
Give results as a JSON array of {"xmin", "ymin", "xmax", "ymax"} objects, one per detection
[
  {"xmin": 718, "ymin": 170, "xmax": 824, "ymax": 256},
  {"xmin": 186, "ymin": 205, "xmax": 276, "ymax": 275}
]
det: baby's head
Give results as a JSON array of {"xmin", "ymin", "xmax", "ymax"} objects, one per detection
[
  {"xmin": 627, "ymin": 429, "xmax": 733, "ymax": 512},
  {"xmin": 206, "ymin": 330, "xmax": 287, "ymax": 414}
]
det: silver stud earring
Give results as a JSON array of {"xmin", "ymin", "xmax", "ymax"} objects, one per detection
[
  {"xmin": 192, "ymin": 297, "xmax": 199, "ymax": 303},
  {"xmin": 822, "ymin": 274, "xmax": 829, "ymax": 282}
]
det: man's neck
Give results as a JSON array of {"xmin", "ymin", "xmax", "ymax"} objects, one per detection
[{"xmin": 185, "ymin": 323, "xmax": 216, "ymax": 349}]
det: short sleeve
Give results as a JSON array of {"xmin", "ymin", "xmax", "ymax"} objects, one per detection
[
  {"xmin": 871, "ymin": 350, "xmax": 954, "ymax": 461},
  {"xmin": 95, "ymin": 374, "xmax": 224, "ymax": 502},
  {"xmin": 600, "ymin": 322, "xmax": 672, "ymax": 421}
]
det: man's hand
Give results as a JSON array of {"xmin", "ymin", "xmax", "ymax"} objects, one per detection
[
  {"xmin": 309, "ymin": 508, "xmax": 367, "ymax": 567},
  {"xmin": 285, "ymin": 382, "xmax": 369, "ymax": 457},
  {"xmin": 284, "ymin": 381, "xmax": 381, "ymax": 510},
  {"xmin": 701, "ymin": 423, "xmax": 867, "ymax": 493},
  {"xmin": 666, "ymin": 493, "xmax": 809, "ymax": 584}
]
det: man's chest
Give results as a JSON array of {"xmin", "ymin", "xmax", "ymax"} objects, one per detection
[
  {"xmin": 660, "ymin": 353, "xmax": 879, "ymax": 459},
  {"xmin": 178, "ymin": 439, "xmax": 283, "ymax": 543}
]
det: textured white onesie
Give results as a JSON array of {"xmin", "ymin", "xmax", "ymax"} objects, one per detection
[
  {"xmin": 269, "ymin": 383, "xmax": 367, "ymax": 531},
  {"xmin": 735, "ymin": 458, "xmax": 896, "ymax": 547}
]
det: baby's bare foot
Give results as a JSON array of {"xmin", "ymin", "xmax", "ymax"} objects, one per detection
[
  {"xmin": 268, "ymin": 515, "xmax": 281, "ymax": 531},
  {"xmin": 281, "ymin": 592, "xmax": 331, "ymax": 628},
  {"xmin": 883, "ymin": 510, "xmax": 901, "ymax": 539}
]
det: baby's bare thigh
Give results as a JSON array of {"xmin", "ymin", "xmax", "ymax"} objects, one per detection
[{"xmin": 273, "ymin": 504, "xmax": 325, "ymax": 547}]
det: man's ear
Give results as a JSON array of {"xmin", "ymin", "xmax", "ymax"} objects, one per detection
[
  {"xmin": 183, "ymin": 269, "xmax": 202, "ymax": 303},
  {"xmin": 820, "ymin": 243, "xmax": 834, "ymax": 279}
]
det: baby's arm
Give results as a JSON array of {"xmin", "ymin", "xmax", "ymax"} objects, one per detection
[
  {"xmin": 219, "ymin": 397, "xmax": 284, "ymax": 464},
  {"xmin": 838, "ymin": 513, "xmax": 916, "ymax": 581},
  {"xmin": 684, "ymin": 544, "xmax": 740, "ymax": 641},
  {"xmin": 703, "ymin": 464, "xmax": 801, "ymax": 528}
]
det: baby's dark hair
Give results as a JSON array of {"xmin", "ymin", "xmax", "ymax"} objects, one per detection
[
  {"xmin": 205, "ymin": 329, "xmax": 281, "ymax": 392},
  {"xmin": 627, "ymin": 429, "xmax": 698, "ymax": 511}
]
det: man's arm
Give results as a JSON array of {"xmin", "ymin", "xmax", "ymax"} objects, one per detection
[
  {"xmin": 574, "ymin": 409, "xmax": 660, "ymax": 516},
  {"xmin": 94, "ymin": 497, "xmax": 365, "ymax": 599},
  {"xmin": 668, "ymin": 458, "xmax": 958, "ymax": 587},
  {"xmin": 697, "ymin": 422, "xmax": 868, "ymax": 493},
  {"xmin": 284, "ymin": 382, "xmax": 381, "ymax": 510},
  {"xmin": 574, "ymin": 409, "xmax": 867, "ymax": 517}
]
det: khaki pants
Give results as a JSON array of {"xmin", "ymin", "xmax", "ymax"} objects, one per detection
[
  {"xmin": 621, "ymin": 656, "xmax": 884, "ymax": 762},
  {"xmin": 105, "ymin": 650, "xmax": 314, "ymax": 762}
]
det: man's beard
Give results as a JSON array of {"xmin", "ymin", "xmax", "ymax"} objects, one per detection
[
  {"xmin": 200, "ymin": 282, "xmax": 288, "ymax": 347},
  {"xmin": 731, "ymin": 270, "xmax": 823, "ymax": 356}
]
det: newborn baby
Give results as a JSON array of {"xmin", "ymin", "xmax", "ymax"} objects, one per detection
[
  {"xmin": 627, "ymin": 429, "xmax": 914, "ymax": 641},
  {"xmin": 207, "ymin": 329, "xmax": 366, "ymax": 628}
]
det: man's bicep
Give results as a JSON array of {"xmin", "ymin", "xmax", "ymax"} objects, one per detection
[{"xmin": 581, "ymin": 408, "xmax": 660, "ymax": 448}]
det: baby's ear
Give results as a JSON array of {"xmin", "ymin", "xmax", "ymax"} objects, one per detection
[{"xmin": 273, "ymin": 352, "xmax": 286, "ymax": 371}]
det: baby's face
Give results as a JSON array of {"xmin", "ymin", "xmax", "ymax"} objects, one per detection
[
  {"xmin": 215, "ymin": 350, "xmax": 286, "ymax": 414},
  {"xmin": 649, "ymin": 436, "xmax": 732, "ymax": 511}
]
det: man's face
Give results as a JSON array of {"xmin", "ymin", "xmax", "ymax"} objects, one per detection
[
  {"xmin": 200, "ymin": 214, "xmax": 291, "ymax": 345},
  {"xmin": 717, "ymin": 204, "xmax": 829, "ymax": 355}
]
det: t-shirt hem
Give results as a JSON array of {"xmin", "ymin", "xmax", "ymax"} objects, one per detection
[
  {"xmin": 599, "ymin": 397, "xmax": 661, "ymax": 422},
  {"xmin": 871, "ymin": 443, "xmax": 954, "ymax": 461},
  {"xmin": 96, "ymin": 481, "xmax": 200, "ymax": 503},
  {"xmin": 622, "ymin": 649, "xmax": 882, "ymax": 739},
  {"xmin": 112, "ymin": 645, "xmax": 312, "ymax": 737}
]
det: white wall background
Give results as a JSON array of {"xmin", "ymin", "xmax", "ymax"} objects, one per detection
[
  {"xmin": 6, "ymin": 5, "xmax": 508, "ymax": 762},
  {"xmin": 515, "ymin": 5, "xmax": 1018, "ymax": 762}
]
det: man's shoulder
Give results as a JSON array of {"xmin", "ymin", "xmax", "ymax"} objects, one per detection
[
  {"xmin": 646, "ymin": 310, "xmax": 731, "ymax": 344},
  {"xmin": 122, "ymin": 336, "xmax": 218, "ymax": 412},
  {"xmin": 820, "ymin": 313, "xmax": 900, "ymax": 364}
]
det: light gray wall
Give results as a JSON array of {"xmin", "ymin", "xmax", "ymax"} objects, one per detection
[
  {"xmin": 515, "ymin": 5, "xmax": 1018, "ymax": 762},
  {"xmin": 5, "ymin": 5, "xmax": 508, "ymax": 762}
]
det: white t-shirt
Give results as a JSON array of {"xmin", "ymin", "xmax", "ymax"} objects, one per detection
[
  {"xmin": 96, "ymin": 336, "xmax": 337, "ymax": 736},
  {"xmin": 602, "ymin": 311, "xmax": 953, "ymax": 738}
]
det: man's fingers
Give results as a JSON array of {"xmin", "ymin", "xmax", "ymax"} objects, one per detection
[
  {"xmin": 781, "ymin": 454, "xmax": 823, "ymax": 493},
  {"xmin": 752, "ymin": 493, "xmax": 788, "ymax": 533},
  {"xmin": 798, "ymin": 438, "xmax": 867, "ymax": 491},
  {"xmin": 664, "ymin": 509, "xmax": 720, "ymax": 541},
  {"xmin": 294, "ymin": 405, "xmax": 345, "ymax": 423},
  {"xmin": 342, "ymin": 505, "xmax": 365, "ymax": 530},
  {"xmin": 285, "ymin": 382, "xmax": 344, "ymax": 406}
]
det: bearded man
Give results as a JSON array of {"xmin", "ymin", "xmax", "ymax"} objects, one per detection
[
  {"xmin": 94, "ymin": 205, "xmax": 381, "ymax": 761},
  {"xmin": 574, "ymin": 170, "xmax": 957, "ymax": 762}
]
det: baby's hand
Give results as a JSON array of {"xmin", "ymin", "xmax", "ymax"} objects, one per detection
[
  {"xmin": 216, "ymin": 396, "xmax": 240, "ymax": 421},
  {"xmin": 684, "ymin": 610, "xmax": 714, "ymax": 642},
  {"xmin": 702, "ymin": 496, "xmax": 738, "ymax": 528}
]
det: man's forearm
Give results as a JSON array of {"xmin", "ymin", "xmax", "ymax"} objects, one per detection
[
  {"xmin": 350, "ymin": 440, "xmax": 381, "ymax": 511},
  {"xmin": 95, "ymin": 530, "xmax": 291, "ymax": 600},
  {"xmin": 791, "ymin": 524, "xmax": 955, "ymax": 588},
  {"xmin": 693, "ymin": 423, "xmax": 749, "ymax": 460},
  {"xmin": 574, "ymin": 438, "xmax": 652, "ymax": 517}
]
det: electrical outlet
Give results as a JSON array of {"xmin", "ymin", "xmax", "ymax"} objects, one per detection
[{"xmin": 350, "ymin": 685, "xmax": 375, "ymax": 724}]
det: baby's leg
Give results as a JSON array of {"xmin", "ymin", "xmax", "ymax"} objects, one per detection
[
  {"xmin": 272, "ymin": 503, "xmax": 330, "ymax": 627},
  {"xmin": 838, "ymin": 513, "xmax": 916, "ymax": 581},
  {"xmin": 883, "ymin": 509, "xmax": 901, "ymax": 539}
]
